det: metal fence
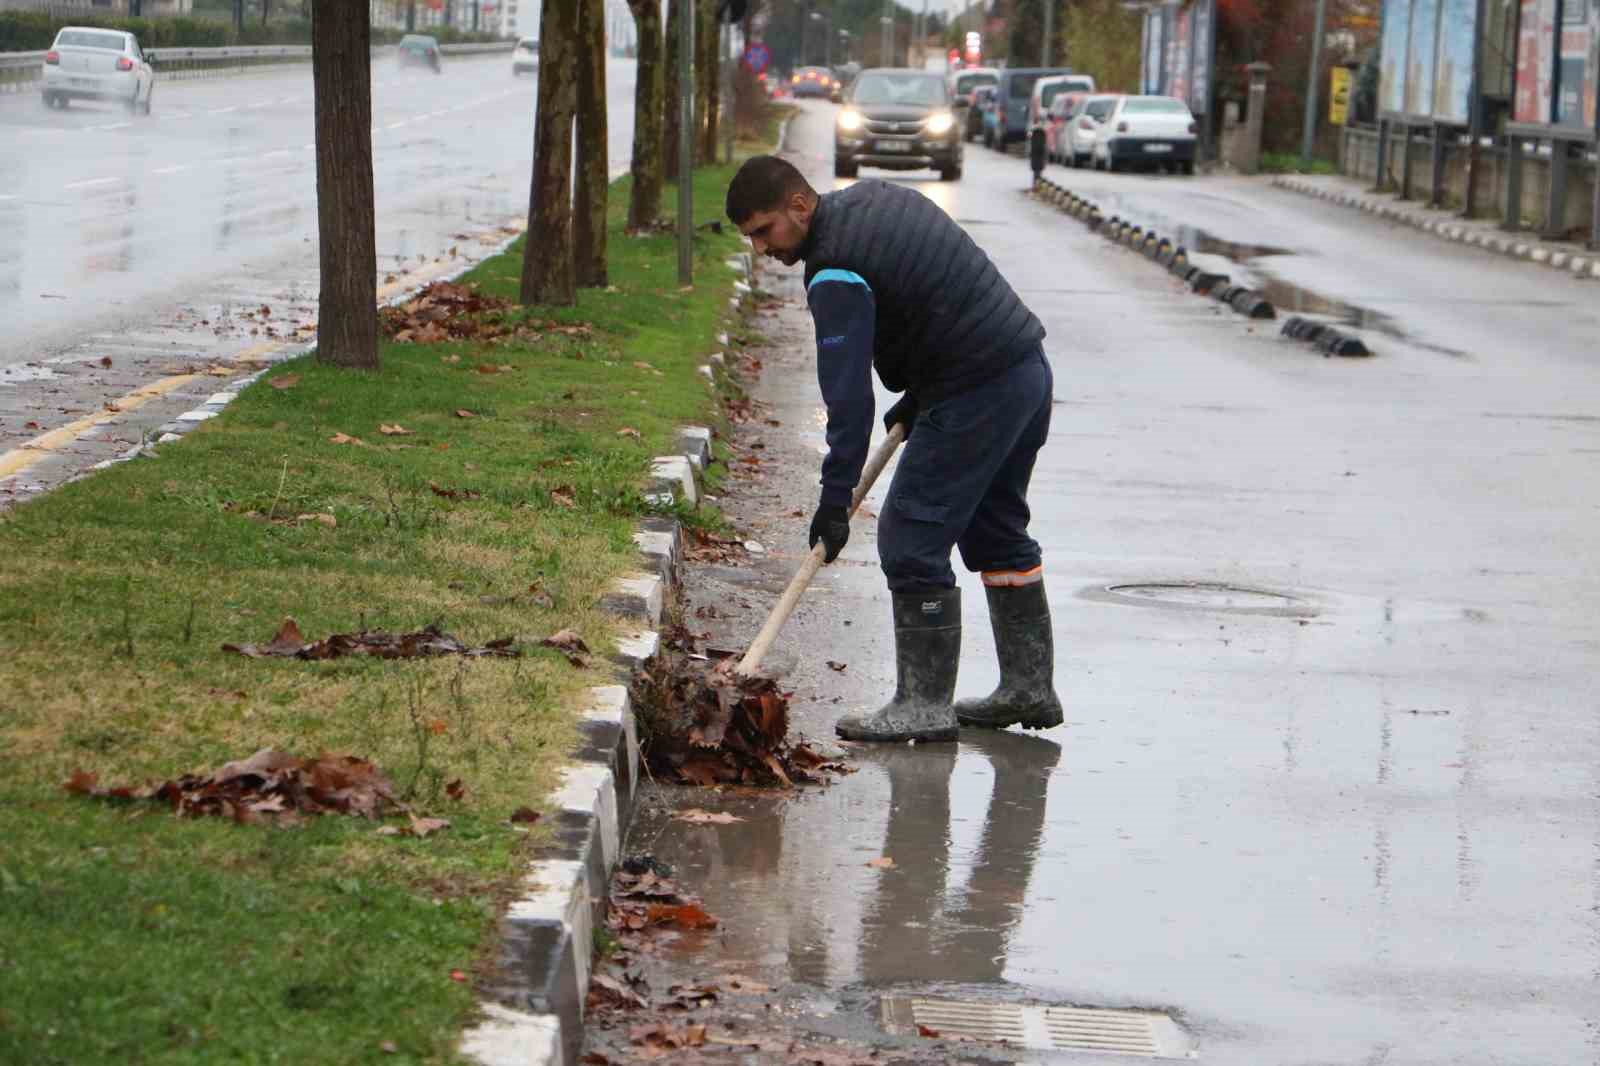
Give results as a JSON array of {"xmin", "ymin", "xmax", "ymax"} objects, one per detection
[{"xmin": 0, "ymin": 39, "xmax": 512, "ymax": 93}]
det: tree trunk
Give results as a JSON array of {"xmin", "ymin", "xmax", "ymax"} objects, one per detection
[
  {"xmin": 573, "ymin": 0, "xmax": 609, "ymax": 286},
  {"xmin": 663, "ymin": 0, "xmax": 684, "ymax": 181},
  {"xmin": 696, "ymin": 0, "xmax": 717, "ymax": 164},
  {"xmin": 626, "ymin": 0, "xmax": 665, "ymax": 230},
  {"xmin": 520, "ymin": 0, "xmax": 579, "ymax": 306},
  {"xmin": 311, "ymin": 0, "xmax": 378, "ymax": 370}
]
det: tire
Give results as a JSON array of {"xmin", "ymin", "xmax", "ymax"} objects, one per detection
[
  {"xmin": 834, "ymin": 159, "xmax": 857, "ymax": 179},
  {"xmin": 938, "ymin": 163, "xmax": 961, "ymax": 181},
  {"xmin": 1181, "ymin": 160, "xmax": 1195, "ymax": 176}
]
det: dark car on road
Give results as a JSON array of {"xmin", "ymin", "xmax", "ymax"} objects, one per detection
[
  {"xmin": 989, "ymin": 66, "xmax": 1071, "ymax": 148},
  {"xmin": 791, "ymin": 66, "xmax": 838, "ymax": 99},
  {"xmin": 948, "ymin": 65, "xmax": 997, "ymax": 139},
  {"xmin": 834, "ymin": 68, "xmax": 962, "ymax": 181},
  {"xmin": 398, "ymin": 34, "xmax": 441, "ymax": 74}
]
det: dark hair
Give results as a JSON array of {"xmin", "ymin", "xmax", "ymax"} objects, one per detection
[{"xmin": 725, "ymin": 155, "xmax": 814, "ymax": 225}]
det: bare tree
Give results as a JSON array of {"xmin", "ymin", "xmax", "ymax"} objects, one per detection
[
  {"xmin": 626, "ymin": 0, "xmax": 665, "ymax": 229},
  {"xmin": 520, "ymin": 0, "xmax": 579, "ymax": 306},
  {"xmin": 697, "ymin": 0, "xmax": 719, "ymax": 164},
  {"xmin": 573, "ymin": 0, "xmax": 609, "ymax": 287},
  {"xmin": 663, "ymin": 0, "xmax": 684, "ymax": 180},
  {"xmin": 311, "ymin": 0, "xmax": 378, "ymax": 370}
]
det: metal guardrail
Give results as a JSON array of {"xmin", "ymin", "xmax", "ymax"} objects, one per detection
[{"xmin": 0, "ymin": 40, "xmax": 512, "ymax": 93}]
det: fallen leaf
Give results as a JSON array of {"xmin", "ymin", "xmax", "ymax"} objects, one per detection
[
  {"xmin": 328, "ymin": 432, "xmax": 364, "ymax": 446},
  {"xmin": 23, "ymin": 421, "xmax": 41, "ymax": 431},
  {"xmin": 550, "ymin": 486, "xmax": 576, "ymax": 508},
  {"xmin": 916, "ymin": 1024, "xmax": 941, "ymax": 1038},
  {"xmin": 378, "ymin": 424, "xmax": 412, "ymax": 436},
  {"xmin": 826, "ymin": 661, "xmax": 848, "ymax": 672},
  {"xmin": 645, "ymin": 902, "xmax": 718, "ymax": 930},
  {"xmin": 407, "ymin": 815, "xmax": 450, "ymax": 837},
  {"xmin": 269, "ymin": 373, "xmax": 300, "ymax": 390},
  {"xmin": 445, "ymin": 779, "xmax": 466, "ymax": 802},
  {"xmin": 722, "ymin": 974, "xmax": 771, "ymax": 995},
  {"xmin": 379, "ymin": 1040, "xmax": 399, "ymax": 1054},
  {"xmin": 426, "ymin": 718, "xmax": 448, "ymax": 736},
  {"xmin": 449, "ymin": 969, "xmax": 467, "ymax": 983},
  {"xmin": 441, "ymin": 354, "xmax": 461, "ymax": 364},
  {"xmin": 476, "ymin": 363, "xmax": 501, "ymax": 375},
  {"xmin": 673, "ymin": 809, "xmax": 743, "ymax": 825},
  {"xmin": 294, "ymin": 513, "xmax": 337, "ymax": 528},
  {"xmin": 867, "ymin": 857, "xmax": 896, "ymax": 870},
  {"xmin": 454, "ymin": 409, "xmax": 475, "ymax": 419},
  {"xmin": 540, "ymin": 628, "xmax": 591, "ymax": 667},
  {"xmin": 509, "ymin": 806, "xmax": 542, "ymax": 824},
  {"xmin": 224, "ymin": 620, "xmax": 515, "ymax": 661},
  {"xmin": 617, "ymin": 427, "xmax": 641, "ymax": 439},
  {"xmin": 98, "ymin": 356, "xmax": 113, "ymax": 368}
]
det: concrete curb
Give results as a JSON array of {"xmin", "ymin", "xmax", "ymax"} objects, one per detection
[
  {"xmin": 461, "ymin": 254, "xmax": 754, "ymax": 1066},
  {"xmin": 1269, "ymin": 175, "xmax": 1599, "ymax": 282}
]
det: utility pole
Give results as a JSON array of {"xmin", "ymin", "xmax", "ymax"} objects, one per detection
[
  {"xmin": 1300, "ymin": 0, "xmax": 1327, "ymax": 163},
  {"xmin": 677, "ymin": 0, "xmax": 694, "ymax": 285},
  {"xmin": 881, "ymin": 1, "xmax": 892, "ymax": 66},
  {"xmin": 1041, "ymin": 0, "xmax": 1053, "ymax": 67}
]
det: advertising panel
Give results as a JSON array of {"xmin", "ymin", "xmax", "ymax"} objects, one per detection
[
  {"xmin": 1170, "ymin": 4, "xmax": 1192, "ymax": 105},
  {"xmin": 1404, "ymin": 0, "xmax": 1440, "ymax": 114},
  {"xmin": 1513, "ymin": 0, "xmax": 1556, "ymax": 121},
  {"xmin": 1379, "ymin": 0, "xmax": 1413, "ymax": 113},
  {"xmin": 1330, "ymin": 65, "xmax": 1353, "ymax": 123},
  {"xmin": 1189, "ymin": 0, "xmax": 1214, "ymax": 114},
  {"xmin": 1143, "ymin": 9, "xmax": 1164, "ymax": 94},
  {"xmin": 1431, "ymin": 0, "xmax": 1477, "ymax": 122},
  {"xmin": 1555, "ymin": 0, "xmax": 1592, "ymax": 126}
]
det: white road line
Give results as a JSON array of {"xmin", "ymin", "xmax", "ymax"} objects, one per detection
[
  {"xmin": 207, "ymin": 106, "xmax": 238, "ymax": 115},
  {"xmin": 65, "ymin": 177, "xmax": 119, "ymax": 190},
  {"xmin": 0, "ymin": 195, "xmax": 17, "ymax": 202},
  {"xmin": 152, "ymin": 165, "xmax": 188, "ymax": 175},
  {"xmin": 385, "ymin": 120, "xmax": 407, "ymax": 129},
  {"xmin": 262, "ymin": 149, "xmax": 292, "ymax": 160}
]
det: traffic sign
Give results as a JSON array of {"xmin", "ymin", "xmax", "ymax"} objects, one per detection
[{"xmin": 743, "ymin": 42, "xmax": 771, "ymax": 75}]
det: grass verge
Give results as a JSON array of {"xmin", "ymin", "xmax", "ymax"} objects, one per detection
[
  {"xmin": 0, "ymin": 138, "xmax": 771, "ymax": 1064},
  {"xmin": 1259, "ymin": 150, "xmax": 1339, "ymax": 175}
]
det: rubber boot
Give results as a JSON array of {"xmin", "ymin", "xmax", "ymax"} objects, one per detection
[
  {"xmin": 955, "ymin": 580, "xmax": 1064, "ymax": 730},
  {"xmin": 835, "ymin": 588, "xmax": 961, "ymax": 743}
]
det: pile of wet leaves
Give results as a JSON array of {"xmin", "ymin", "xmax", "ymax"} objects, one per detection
[
  {"xmin": 632, "ymin": 629, "xmax": 849, "ymax": 789},
  {"xmin": 378, "ymin": 280, "xmax": 594, "ymax": 345},
  {"xmin": 583, "ymin": 858, "xmax": 881, "ymax": 1064},
  {"xmin": 683, "ymin": 527, "xmax": 749, "ymax": 564},
  {"xmin": 223, "ymin": 618, "xmax": 517, "ymax": 661},
  {"xmin": 63, "ymin": 748, "xmax": 449, "ymax": 836}
]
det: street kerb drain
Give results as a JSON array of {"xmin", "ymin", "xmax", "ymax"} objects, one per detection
[
  {"xmin": 1081, "ymin": 581, "xmax": 1317, "ymax": 619},
  {"xmin": 881, "ymin": 995, "xmax": 1196, "ymax": 1058}
]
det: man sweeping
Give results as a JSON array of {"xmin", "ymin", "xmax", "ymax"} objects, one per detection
[{"xmin": 724, "ymin": 156, "xmax": 1062, "ymax": 743}]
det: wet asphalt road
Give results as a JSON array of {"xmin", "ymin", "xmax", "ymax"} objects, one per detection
[{"xmin": 593, "ymin": 102, "xmax": 1600, "ymax": 1064}]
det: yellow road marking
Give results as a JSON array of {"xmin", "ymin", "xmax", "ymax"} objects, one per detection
[{"xmin": 0, "ymin": 374, "xmax": 202, "ymax": 480}]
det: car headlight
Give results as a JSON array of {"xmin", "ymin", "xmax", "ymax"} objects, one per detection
[
  {"xmin": 924, "ymin": 111, "xmax": 954, "ymax": 135},
  {"xmin": 838, "ymin": 110, "xmax": 863, "ymax": 131}
]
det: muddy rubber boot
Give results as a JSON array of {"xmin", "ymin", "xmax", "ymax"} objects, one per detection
[
  {"xmin": 835, "ymin": 589, "xmax": 961, "ymax": 743},
  {"xmin": 955, "ymin": 580, "xmax": 1064, "ymax": 730}
]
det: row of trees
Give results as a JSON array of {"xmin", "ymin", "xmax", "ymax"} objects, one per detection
[{"xmin": 308, "ymin": 0, "xmax": 737, "ymax": 370}]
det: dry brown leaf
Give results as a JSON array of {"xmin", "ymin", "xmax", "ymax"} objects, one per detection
[
  {"xmin": 268, "ymin": 373, "xmax": 300, "ymax": 390},
  {"xmin": 509, "ymin": 806, "xmax": 542, "ymax": 824},
  {"xmin": 550, "ymin": 486, "xmax": 576, "ymax": 508},
  {"xmin": 378, "ymin": 424, "xmax": 412, "ymax": 436},
  {"xmin": 540, "ymin": 628, "xmax": 591, "ymax": 667},
  {"xmin": 867, "ymin": 856, "xmax": 896, "ymax": 870},
  {"xmin": 645, "ymin": 902, "xmax": 718, "ymax": 930},
  {"xmin": 328, "ymin": 432, "xmax": 364, "ymax": 446},
  {"xmin": 454, "ymin": 409, "xmax": 475, "ymax": 419},
  {"xmin": 617, "ymin": 427, "xmax": 641, "ymax": 439},
  {"xmin": 295, "ymin": 513, "xmax": 337, "ymax": 528},
  {"xmin": 476, "ymin": 363, "xmax": 501, "ymax": 375},
  {"xmin": 407, "ymin": 815, "xmax": 450, "ymax": 838},
  {"xmin": 825, "ymin": 660, "xmax": 848, "ymax": 672},
  {"xmin": 673, "ymin": 809, "xmax": 743, "ymax": 825}
]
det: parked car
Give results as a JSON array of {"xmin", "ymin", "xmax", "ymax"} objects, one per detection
[
  {"xmin": 948, "ymin": 65, "xmax": 997, "ymax": 136},
  {"xmin": 791, "ymin": 66, "xmax": 837, "ymax": 99},
  {"xmin": 1061, "ymin": 93, "xmax": 1120, "ymax": 168},
  {"xmin": 834, "ymin": 68, "xmax": 962, "ymax": 181},
  {"xmin": 1044, "ymin": 91, "xmax": 1088, "ymax": 163},
  {"xmin": 968, "ymin": 83, "xmax": 998, "ymax": 142},
  {"xmin": 41, "ymin": 26, "xmax": 154, "ymax": 113},
  {"xmin": 511, "ymin": 36, "xmax": 538, "ymax": 76},
  {"xmin": 989, "ymin": 66, "xmax": 1071, "ymax": 148},
  {"xmin": 398, "ymin": 34, "xmax": 442, "ymax": 73},
  {"xmin": 1028, "ymin": 75, "xmax": 1094, "ymax": 163},
  {"xmin": 1091, "ymin": 94, "xmax": 1198, "ymax": 173}
]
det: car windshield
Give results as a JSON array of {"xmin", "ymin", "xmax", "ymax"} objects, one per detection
[
  {"xmin": 400, "ymin": 36, "xmax": 435, "ymax": 51},
  {"xmin": 852, "ymin": 73, "xmax": 945, "ymax": 107},
  {"xmin": 1008, "ymin": 74, "xmax": 1041, "ymax": 99},
  {"xmin": 56, "ymin": 30, "xmax": 125, "ymax": 50},
  {"xmin": 1039, "ymin": 82, "xmax": 1073, "ymax": 107},
  {"xmin": 1124, "ymin": 97, "xmax": 1189, "ymax": 114},
  {"xmin": 955, "ymin": 72, "xmax": 996, "ymax": 93}
]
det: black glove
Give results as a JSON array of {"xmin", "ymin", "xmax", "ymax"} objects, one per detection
[
  {"xmin": 808, "ymin": 503, "xmax": 850, "ymax": 564},
  {"xmin": 882, "ymin": 393, "xmax": 917, "ymax": 438}
]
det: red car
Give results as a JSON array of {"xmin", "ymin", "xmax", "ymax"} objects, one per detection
[{"xmin": 1044, "ymin": 91, "xmax": 1088, "ymax": 164}]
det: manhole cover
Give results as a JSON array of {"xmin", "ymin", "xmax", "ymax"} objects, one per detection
[
  {"xmin": 1082, "ymin": 582, "xmax": 1316, "ymax": 619},
  {"xmin": 881, "ymin": 996, "xmax": 1195, "ymax": 1059}
]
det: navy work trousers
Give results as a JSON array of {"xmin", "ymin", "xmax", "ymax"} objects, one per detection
[{"xmin": 878, "ymin": 346, "xmax": 1053, "ymax": 592}]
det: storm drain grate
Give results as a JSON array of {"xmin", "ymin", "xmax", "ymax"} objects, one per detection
[{"xmin": 882, "ymin": 996, "xmax": 1194, "ymax": 1059}]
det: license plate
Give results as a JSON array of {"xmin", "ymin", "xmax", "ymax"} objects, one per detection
[
  {"xmin": 1143, "ymin": 143, "xmax": 1173, "ymax": 153},
  {"xmin": 74, "ymin": 77, "xmax": 94, "ymax": 87},
  {"xmin": 875, "ymin": 140, "xmax": 911, "ymax": 153}
]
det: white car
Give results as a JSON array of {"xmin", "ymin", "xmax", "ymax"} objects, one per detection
[
  {"xmin": 1061, "ymin": 93, "xmax": 1120, "ymax": 168},
  {"xmin": 41, "ymin": 26, "xmax": 154, "ymax": 114},
  {"xmin": 1091, "ymin": 95, "xmax": 1198, "ymax": 174},
  {"xmin": 512, "ymin": 36, "xmax": 539, "ymax": 76}
]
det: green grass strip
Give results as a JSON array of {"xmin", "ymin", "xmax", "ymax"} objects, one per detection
[{"xmin": 0, "ymin": 148, "xmax": 765, "ymax": 1064}]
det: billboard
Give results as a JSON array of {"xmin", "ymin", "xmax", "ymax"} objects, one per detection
[
  {"xmin": 1379, "ymin": 0, "xmax": 1413, "ymax": 114},
  {"xmin": 1170, "ymin": 4, "xmax": 1192, "ymax": 105},
  {"xmin": 1189, "ymin": 0, "xmax": 1213, "ymax": 115},
  {"xmin": 1514, "ymin": 0, "xmax": 1557, "ymax": 121},
  {"xmin": 1555, "ymin": 0, "xmax": 1593, "ymax": 126},
  {"xmin": 1404, "ymin": 0, "xmax": 1440, "ymax": 113},
  {"xmin": 1137, "ymin": 0, "xmax": 1215, "ymax": 113},
  {"xmin": 1432, "ymin": 0, "xmax": 1477, "ymax": 122},
  {"xmin": 1143, "ymin": 8, "xmax": 1164, "ymax": 95}
]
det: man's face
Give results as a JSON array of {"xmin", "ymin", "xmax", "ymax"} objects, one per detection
[{"xmin": 737, "ymin": 192, "xmax": 814, "ymax": 266}]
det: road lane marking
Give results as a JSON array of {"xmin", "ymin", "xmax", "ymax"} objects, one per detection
[
  {"xmin": 152, "ymin": 165, "xmax": 189, "ymax": 175},
  {"xmin": 207, "ymin": 106, "xmax": 238, "ymax": 115},
  {"xmin": 65, "ymin": 177, "xmax": 119, "ymax": 190},
  {"xmin": 385, "ymin": 120, "xmax": 408, "ymax": 129},
  {"xmin": 0, "ymin": 195, "xmax": 17, "ymax": 202},
  {"xmin": 0, "ymin": 374, "xmax": 201, "ymax": 481}
]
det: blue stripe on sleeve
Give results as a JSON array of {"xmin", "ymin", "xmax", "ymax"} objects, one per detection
[{"xmin": 808, "ymin": 268, "xmax": 871, "ymax": 292}]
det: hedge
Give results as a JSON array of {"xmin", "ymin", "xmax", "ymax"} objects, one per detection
[{"xmin": 0, "ymin": 12, "xmax": 502, "ymax": 52}]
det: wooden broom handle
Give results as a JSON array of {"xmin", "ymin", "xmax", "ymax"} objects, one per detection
[{"xmin": 734, "ymin": 423, "xmax": 906, "ymax": 677}]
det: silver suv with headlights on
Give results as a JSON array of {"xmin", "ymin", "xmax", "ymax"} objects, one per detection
[{"xmin": 834, "ymin": 69, "xmax": 962, "ymax": 181}]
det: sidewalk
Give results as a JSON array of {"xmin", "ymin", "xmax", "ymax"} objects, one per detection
[{"xmin": 1272, "ymin": 171, "xmax": 1600, "ymax": 281}]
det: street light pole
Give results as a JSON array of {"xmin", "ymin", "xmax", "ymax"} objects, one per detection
[
  {"xmin": 1041, "ymin": 0, "xmax": 1053, "ymax": 66},
  {"xmin": 881, "ymin": 7, "xmax": 893, "ymax": 66},
  {"xmin": 1300, "ymin": 0, "xmax": 1327, "ymax": 163}
]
